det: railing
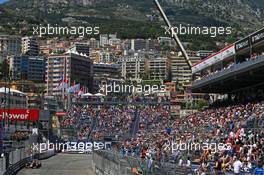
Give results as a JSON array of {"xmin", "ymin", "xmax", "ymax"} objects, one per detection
[
  {"xmin": 93, "ymin": 150, "xmax": 193, "ymax": 175},
  {"xmin": 79, "ymin": 100, "xmax": 171, "ymax": 106}
]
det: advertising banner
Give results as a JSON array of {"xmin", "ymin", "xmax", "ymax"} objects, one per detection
[
  {"xmin": 192, "ymin": 44, "xmax": 235, "ymax": 73},
  {"xmin": 251, "ymin": 28, "xmax": 264, "ymax": 44},
  {"xmin": 235, "ymin": 37, "xmax": 250, "ymax": 52},
  {"xmin": 0, "ymin": 109, "xmax": 39, "ymax": 121}
]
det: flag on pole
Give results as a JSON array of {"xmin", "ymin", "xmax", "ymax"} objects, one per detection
[
  {"xmin": 67, "ymin": 83, "xmax": 80, "ymax": 93},
  {"xmin": 77, "ymin": 87, "xmax": 85, "ymax": 96},
  {"xmin": 56, "ymin": 77, "xmax": 69, "ymax": 90}
]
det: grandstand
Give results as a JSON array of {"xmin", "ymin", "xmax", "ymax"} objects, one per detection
[
  {"xmin": 42, "ymin": 28, "xmax": 264, "ymax": 175},
  {"xmin": 189, "ymin": 28, "xmax": 264, "ymax": 174},
  {"xmin": 55, "ymin": 27, "xmax": 264, "ymax": 174},
  {"xmin": 96, "ymin": 28, "xmax": 263, "ymax": 174},
  {"xmin": 61, "ymin": 93, "xmax": 263, "ymax": 174}
]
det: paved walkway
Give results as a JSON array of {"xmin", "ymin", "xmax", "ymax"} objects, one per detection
[{"xmin": 17, "ymin": 154, "xmax": 95, "ymax": 175}]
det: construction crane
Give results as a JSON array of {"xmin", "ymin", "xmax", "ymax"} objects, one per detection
[{"xmin": 154, "ymin": 0, "xmax": 193, "ymax": 69}]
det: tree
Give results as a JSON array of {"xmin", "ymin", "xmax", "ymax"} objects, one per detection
[{"xmin": 197, "ymin": 99, "xmax": 209, "ymax": 110}]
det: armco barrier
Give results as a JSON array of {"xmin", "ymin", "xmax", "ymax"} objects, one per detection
[
  {"xmin": 93, "ymin": 151, "xmax": 193, "ymax": 175},
  {"xmin": 3, "ymin": 157, "xmax": 31, "ymax": 175},
  {"xmin": 0, "ymin": 148, "xmax": 27, "ymax": 175},
  {"xmin": 37, "ymin": 150, "xmax": 55, "ymax": 160},
  {"xmin": 0, "ymin": 158, "xmax": 6, "ymax": 175},
  {"xmin": 1, "ymin": 149, "xmax": 55, "ymax": 175}
]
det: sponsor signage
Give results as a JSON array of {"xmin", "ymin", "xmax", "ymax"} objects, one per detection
[
  {"xmin": 0, "ymin": 109, "xmax": 39, "ymax": 121},
  {"xmin": 192, "ymin": 44, "xmax": 235, "ymax": 73},
  {"xmin": 251, "ymin": 28, "xmax": 264, "ymax": 44},
  {"xmin": 56, "ymin": 112, "xmax": 67, "ymax": 117},
  {"xmin": 221, "ymin": 45, "xmax": 236, "ymax": 59},
  {"xmin": 192, "ymin": 27, "xmax": 264, "ymax": 74},
  {"xmin": 235, "ymin": 28, "xmax": 264, "ymax": 52},
  {"xmin": 235, "ymin": 37, "xmax": 250, "ymax": 52}
]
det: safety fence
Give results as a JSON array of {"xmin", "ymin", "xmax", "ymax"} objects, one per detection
[
  {"xmin": 0, "ymin": 148, "xmax": 55, "ymax": 175},
  {"xmin": 3, "ymin": 157, "xmax": 31, "ymax": 175},
  {"xmin": 93, "ymin": 150, "xmax": 193, "ymax": 175}
]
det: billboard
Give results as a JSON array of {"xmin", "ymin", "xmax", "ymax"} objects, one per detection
[
  {"xmin": 251, "ymin": 28, "xmax": 264, "ymax": 44},
  {"xmin": 235, "ymin": 28, "xmax": 264, "ymax": 52},
  {"xmin": 235, "ymin": 37, "xmax": 250, "ymax": 52},
  {"xmin": 192, "ymin": 44, "xmax": 235, "ymax": 73},
  {"xmin": 0, "ymin": 109, "xmax": 39, "ymax": 121}
]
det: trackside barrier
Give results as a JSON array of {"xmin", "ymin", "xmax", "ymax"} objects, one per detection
[
  {"xmin": 0, "ymin": 148, "xmax": 27, "ymax": 175},
  {"xmin": 3, "ymin": 157, "xmax": 31, "ymax": 175},
  {"xmin": 0, "ymin": 158, "xmax": 6, "ymax": 175},
  {"xmin": 1, "ymin": 149, "xmax": 55, "ymax": 175},
  {"xmin": 37, "ymin": 150, "xmax": 55, "ymax": 160},
  {"xmin": 93, "ymin": 151, "xmax": 193, "ymax": 175}
]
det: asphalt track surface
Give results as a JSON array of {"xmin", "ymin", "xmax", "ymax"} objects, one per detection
[{"xmin": 17, "ymin": 154, "xmax": 95, "ymax": 175}]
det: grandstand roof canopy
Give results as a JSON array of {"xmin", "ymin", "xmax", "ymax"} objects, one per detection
[
  {"xmin": 0, "ymin": 87, "xmax": 26, "ymax": 95},
  {"xmin": 192, "ymin": 27, "xmax": 264, "ymax": 93},
  {"xmin": 192, "ymin": 56, "xmax": 264, "ymax": 93},
  {"xmin": 192, "ymin": 27, "xmax": 264, "ymax": 74}
]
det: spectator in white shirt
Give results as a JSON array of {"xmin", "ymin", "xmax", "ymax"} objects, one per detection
[{"xmin": 233, "ymin": 157, "xmax": 243, "ymax": 175}]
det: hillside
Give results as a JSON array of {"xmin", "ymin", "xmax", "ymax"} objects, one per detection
[{"xmin": 0, "ymin": 0, "xmax": 263, "ymax": 50}]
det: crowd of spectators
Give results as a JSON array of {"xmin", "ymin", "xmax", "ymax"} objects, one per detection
[
  {"xmin": 89, "ymin": 106, "xmax": 135, "ymax": 140},
  {"xmin": 10, "ymin": 131, "xmax": 31, "ymax": 141},
  {"xmin": 61, "ymin": 105, "xmax": 81, "ymax": 128},
  {"xmin": 80, "ymin": 95, "xmax": 170, "ymax": 104},
  {"xmin": 118, "ymin": 101, "xmax": 264, "ymax": 174},
  {"xmin": 62, "ymin": 104, "xmax": 136, "ymax": 140},
  {"xmin": 180, "ymin": 102, "xmax": 264, "ymax": 174},
  {"xmin": 62, "ymin": 96, "xmax": 170, "ymax": 140},
  {"xmin": 63, "ymin": 97, "xmax": 264, "ymax": 174}
]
